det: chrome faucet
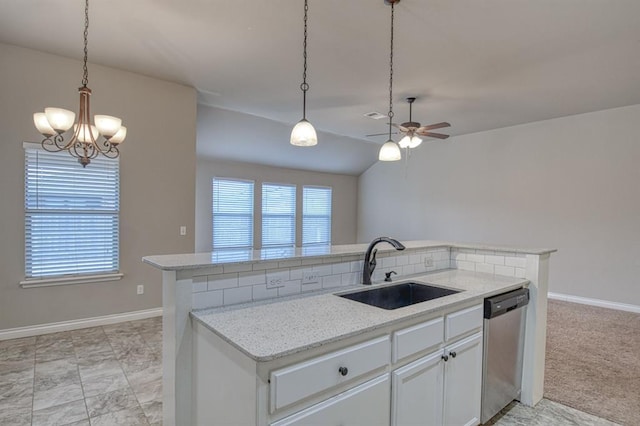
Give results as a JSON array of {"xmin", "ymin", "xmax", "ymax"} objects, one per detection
[{"xmin": 362, "ymin": 237, "xmax": 406, "ymax": 285}]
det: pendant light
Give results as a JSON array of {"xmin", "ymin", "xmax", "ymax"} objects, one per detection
[
  {"xmin": 290, "ymin": 0, "xmax": 318, "ymax": 147},
  {"xmin": 32, "ymin": 0, "xmax": 126, "ymax": 167},
  {"xmin": 379, "ymin": 0, "xmax": 401, "ymax": 161}
]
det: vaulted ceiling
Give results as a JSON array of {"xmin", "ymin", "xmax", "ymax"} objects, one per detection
[{"xmin": 2, "ymin": 0, "xmax": 640, "ymax": 175}]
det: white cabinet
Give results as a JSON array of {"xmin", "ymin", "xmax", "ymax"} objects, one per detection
[
  {"xmin": 443, "ymin": 333, "xmax": 483, "ymax": 426},
  {"xmin": 392, "ymin": 332, "xmax": 483, "ymax": 426},
  {"xmin": 391, "ymin": 351, "xmax": 443, "ymax": 426},
  {"xmin": 272, "ymin": 374, "xmax": 390, "ymax": 426}
]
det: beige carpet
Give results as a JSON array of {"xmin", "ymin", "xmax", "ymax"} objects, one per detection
[{"xmin": 544, "ymin": 299, "xmax": 640, "ymax": 426}]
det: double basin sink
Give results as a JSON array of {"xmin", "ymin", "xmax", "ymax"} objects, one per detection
[{"xmin": 338, "ymin": 281, "xmax": 460, "ymax": 310}]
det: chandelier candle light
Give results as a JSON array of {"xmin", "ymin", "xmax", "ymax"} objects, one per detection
[
  {"xmin": 290, "ymin": 0, "xmax": 318, "ymax": 147},
  {"xmin": 378, "ymin": 0, "xmax": 402, "ymax": 161},
  {"xmin": 33, "ymin": 0, "xmax": 126, "ymax": 167}
]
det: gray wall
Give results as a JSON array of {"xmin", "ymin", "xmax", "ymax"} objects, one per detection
[
  {"xmin": 358, "ymin": 104, "xmax": 640, "ymax": 306},
  {"xmin": 0, "ymin": 44, "xmax": 197, "ymax": 330},
  {"xmin": 196, "ymin": 158, "xmax": 358, "ymax": 252}
]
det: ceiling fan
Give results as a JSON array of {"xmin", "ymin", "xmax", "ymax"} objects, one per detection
[{"xmin": 367, "ymin": 97, "xmax": 451, "ymax": 148}]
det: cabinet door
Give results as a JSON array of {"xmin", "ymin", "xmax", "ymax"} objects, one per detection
[
  {"xmin": 271, "ymin": 374, "xmax": 390, "ymax": 426},
  {"xmin": 443, "ymin": 332, "xmax": 482, "ymax": 426},
  {"xmin": 391, "ymin": 351, "xmax": 443, "ymax": 426}
]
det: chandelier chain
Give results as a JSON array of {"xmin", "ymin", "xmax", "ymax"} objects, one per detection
[
  {"xmin": 300, "ymin": 0, "xmax": 310, "ymax": 118},
  {"xmin": 388, "ymin": 2, "xmax": 395, "ymax": 138},
  {"xmin": 82, "ymin": 0, "xmax": 89, "ymax": 87}
]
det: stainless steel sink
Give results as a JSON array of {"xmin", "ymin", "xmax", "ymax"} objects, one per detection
[{"xmin": 338, "ymin": 282, "xmax": 460, "ymax": 310}]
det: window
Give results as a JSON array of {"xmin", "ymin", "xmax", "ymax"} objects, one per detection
[
  {"xmin": 24, "ymin": 145, "xmax": 120, "ymax": 279},
  {"xmin": 302, "ymin": 186, "xmax": 332, "ymax": 246},
  {"xmin": 212, "ymin": 178, "xmax": 254, "ymax": 251},
  {"xmin": 262, "ymin": 183, "xmax": 296, "ymax": 248}
]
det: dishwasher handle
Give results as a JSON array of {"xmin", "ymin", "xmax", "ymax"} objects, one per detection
[{"xmin": 484, "ymin": 288, "xmax": 529, "ymax": 319}]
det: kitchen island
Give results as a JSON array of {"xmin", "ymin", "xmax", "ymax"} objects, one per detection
[{"xmin": 144, "ymin": 240, "xmax": 555, "ymax": 425}]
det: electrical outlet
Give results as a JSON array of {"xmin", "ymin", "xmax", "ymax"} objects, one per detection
[
  {"xmin": 137, "ymin": 285, "xmax": 144, "ymax": 295},
  {"xmin": 424, "ymin": 256, "xmax": 434, "ymax": 268},
  {"xmin": 302, "ymin": 270, "xmax": 319, "ymax": 284},
  {"xmin": 180, "ymin": 226, "xmax": 187, "ymax": 236},
  {"xmin": 266, "ymin": 277, "xmax": 284, "ymax": 289}
]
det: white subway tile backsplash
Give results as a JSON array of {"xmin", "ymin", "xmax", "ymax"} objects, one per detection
[
  {"xmin": 322, "ymin": 275, "xmax": 342, "ymax": 289},
  {"xmin": 452, "ymin": 252, "xmax": 466, "ymax": 262},
  {"xmin": 494, "ymin": 265, "xmax": 516, "ymax": 277},
  {"xmin": 192, "ymin": 290, "xmax": 223, "ymax": 310},
  {"xmin": 300, "ymin": 282, "xmax": 322, "ymax": 292},
  {"xmin": 414, "ymin": 264, "xmax": 427, "ymax": 274},
  {"xmin": 238, "ymin": 271, "xmax": 266, "ymax": 287},
  {"xmin": 252, "ymin": 284, "xmax": 278, "ymax": 301},
  {"xmin": 313, "ymin": 264, "xmax": 333, "ymax": 276},
  {"xmin": 396, "ymin": 255, "xmax": 409, "ymax": 266},
  {"xmin": 279, "ymin": 259, "xmax": 302, "ymax": 268},
  {"xmin": 266, "ymin": 269, "xmax": 289, "ymax": 287},
  {"xmin": 466, "ymin": 253, "xmax": 485, "ymax": 263},
  {"xmin": 192, "ymin": 276, "xmax": 208, "ymax": 293},
  {"xmin": 484, "ymin": 255, "xmax": 505, "ymax": 265},
  {"xmin": 289, "ymin": 267, "xmax": 303, "ymax": 280},
  {"xmin": 208, "ymin": 273, "xmax": 239, "ymax": 291},
  {"xmin": 342, "ymin": 272, "xmax": 360, "ymax": 286},
  {"xmin": 514, "ymin": 267, "xmax": 527, "ymax": 278},
  {"xmin": 278, "ymin": 281, "xmax": 302, "ymax": 297},
  {"xmin": 505, "ymin": 257, "xmax": 527, "ymax": 268},
  {"xmin": 455, "ymin": 260, "xmax": 475, "ymax": 271},
  {"xmin": 475, "ymin": 263, "xmax": 495, "ymax": 274},
  {"xmin": 350, "ymin": 260, "xmax": 364, "ymax": 272},
  {"xmin": 402, "ymin": 264, "xmax": 415, "ymax": 276},
  {"xmin": 409, "ymin": 254, "xmax": 422, "ymax": 264},
  {"xmin": 252, "ymin": 261, "xmax": 279, "ymax": 271},
  {"xmin": 223, "ymin": 286, "xmax": 253, "ymax": 305},
  {"xmin": 436, "ymin": 260, "xmax": 450, "ymax": 270},
  {"xmin": 331, "ymin": 262, "xmax": 350, "ymax": 274},
  {"xmin": 381, "ymin": 257, "xmax": 396, "ymax": 268}
]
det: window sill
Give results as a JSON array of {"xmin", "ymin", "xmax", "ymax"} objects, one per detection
[{"xmin": 20, "ymin": 273, "xmax": 124, "ymax": 289}]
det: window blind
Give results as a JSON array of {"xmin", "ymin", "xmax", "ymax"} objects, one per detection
[
  {"xmin": 302, "ymin": 186, "xmax": 332, "ymax": 246},
  {"xmin": 262, "ymin": 183, "xmax": 296, "ymax": 248},
  {"xmin": 24, "ymin": 147, "xmax": 120, "ymax": 278},
  {"xmin": 212, "ymin": 178, "xmax": 254, "ymax": 250}
]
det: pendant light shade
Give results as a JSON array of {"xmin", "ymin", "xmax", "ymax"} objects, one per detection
[
  {"xmin": 291, "ymin": 119, "xmax": 318, "ymax": 147},
  {"xmin": 379, "ymin": 139, "xmax": 402, "ymax": 161},
  {"xmin": 291, "ymin": 0, "xmax": 317, "ymax": 147}
]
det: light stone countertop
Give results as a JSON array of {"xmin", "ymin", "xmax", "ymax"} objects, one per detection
[
  {"xmin": 143, "ymin": 240, "xmax": 556, "ymax": 270},
  {"xmin": 191, "ymin": 269, "xmax": 529, "ymax": 362}
]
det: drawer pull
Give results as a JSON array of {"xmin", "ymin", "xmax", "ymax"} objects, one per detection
[
  {"xmin": 441, "ymin": 354, "xmax": 449, "ymax": 362},
  {"xmin": 450, "ymin": 351, "xmax": 457, "ymax": 358},
  {"xmin": 338, "ymin": 366, "xmax": 349, "ymax": 376}
]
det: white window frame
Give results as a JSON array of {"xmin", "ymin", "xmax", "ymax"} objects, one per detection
[
  {"xmin": 212, "ymin": 177, "xmax": 255, "ymax": 252},
  {"xmin": 302, "ymin": 185, "xmax": 332, "ymax": 246},
  {"xmin": 21, "ymin": 142, "xmax": 122, "ymax": 288}
]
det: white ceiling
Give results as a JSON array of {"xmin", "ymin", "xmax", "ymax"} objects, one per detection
[{"xmin": 2, "ymin": 0, "xmax": 640, "ymax": 175}]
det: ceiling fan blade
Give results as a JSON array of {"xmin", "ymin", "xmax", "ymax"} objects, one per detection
[
  {"xmin": 419, "ymin": 122, "xmax": 451, "ymax": 131},
  {"xmin": 391, "ymin": 123, "xmax": 409, "ymax": 132},
  {"xmin": 418, "ymin": 131, "xmax": 450, "ymax": 139},
  {"xmin": 366, "ymin": 132, "xmax": 399, "ymax": 137}
]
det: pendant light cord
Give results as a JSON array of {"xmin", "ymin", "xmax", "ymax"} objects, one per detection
[
  {"xmin": 388, "ymin": 2, "xmax": 395, "ymax": 139},
  {"xmin": 301, "ymin": 0, "xmax": 309, "ymax": 119},
  {"xmin": 82, "ymin": 0, "xmax": 89, "ymax": 87}
]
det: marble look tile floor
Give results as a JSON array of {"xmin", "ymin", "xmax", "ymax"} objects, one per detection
[
  {"xmin": 0, "ymin": 317, "xmax": 162, "ymax": 426},
  {"xmin": 0, "ymin": 316, "xmax": 619, "ymax": 425}
]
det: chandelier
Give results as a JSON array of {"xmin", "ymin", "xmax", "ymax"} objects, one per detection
[
  {"xmin": 378, "ymin": 0, "xmax": 402, "ymax": 161},
  {"xmin": 32, "ymin": 0, "xmax": 126, "ymax": 167},
  {"xmin": 290, "ymin": 0, "xmax": 318, "ymax": 147}
]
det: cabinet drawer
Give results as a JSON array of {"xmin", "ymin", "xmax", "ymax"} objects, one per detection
[
  {"xmin": 270, "ymin": 335, "xmax": 390, "ymax": 413},
  {"xmin": 271, "ymin": 374, "xmax": 390, "ymax": 426},
  {"xmin": 393, "ymin": 317, "xmax": 444, "ymax": 363},
  {"xmin": 445, "ymin": 304, "xmax": 483, "ymax": 341}
]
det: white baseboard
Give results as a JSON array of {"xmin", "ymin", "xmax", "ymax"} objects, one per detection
[
  {"xmin": 548, "ymin": 292, "xmax": 640, "ymax": 314},
  {"xmin": 0, "ymin": 307, "xmax": 163, "ymax": 341}
]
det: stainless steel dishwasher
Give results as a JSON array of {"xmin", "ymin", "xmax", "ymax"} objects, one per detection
[{"xmin": 481, "ymin": 287, "xmax": 529, "ymax": 424}]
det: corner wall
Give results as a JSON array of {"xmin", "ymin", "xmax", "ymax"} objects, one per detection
[
  {"xmin": 357, "ymin": 104, "xmax": 640, "ymax": 306},
  {"xmin": 0, "ymin": 43, "xmax": 197, "ymax": 330}
]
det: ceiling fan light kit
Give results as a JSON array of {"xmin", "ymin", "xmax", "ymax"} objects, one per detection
[
  {"xmin": 290, "ymin": 0, "xmax": 318, "ymax": 147},
  {"xmin": 32, "ymin": 0, "xmax": 126, "ymax": 167}
]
